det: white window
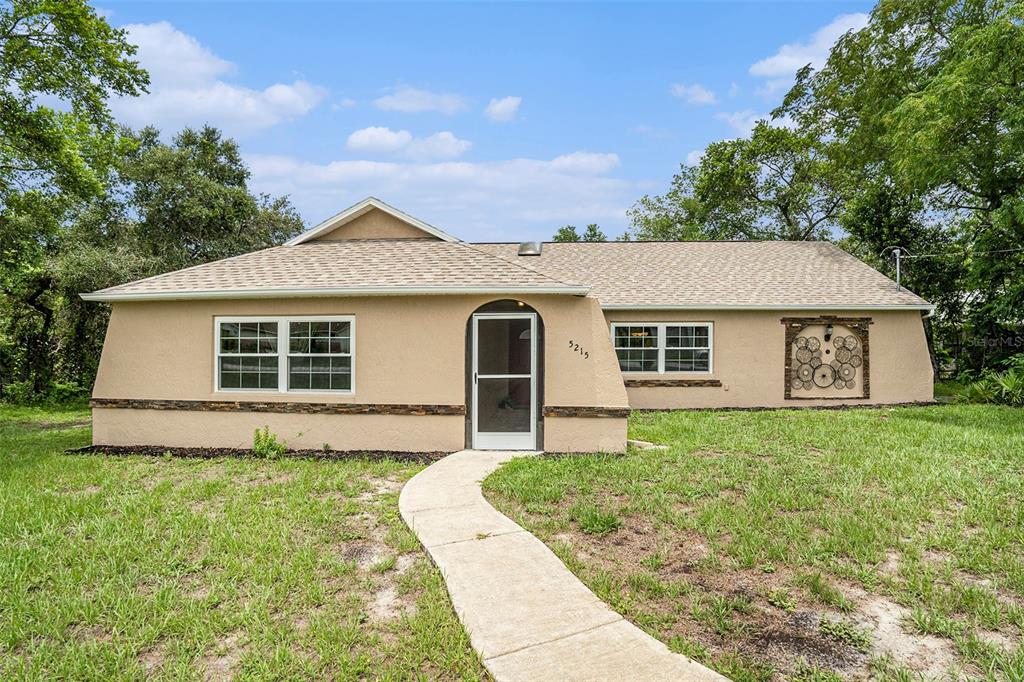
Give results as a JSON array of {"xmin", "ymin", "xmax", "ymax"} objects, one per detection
[
  {"xmin": 215, "ymin": 316, "xmax": 354, "ymax": 393},
  {"xmin": 611, "ymin": 323, "xmax": 712, "ymax": 374}
]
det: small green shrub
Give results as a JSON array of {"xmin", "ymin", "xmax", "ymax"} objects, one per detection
[
  {"xmin": 819, "ymin": 617, "xmax": 871, "ymax": 651},
  {"xmin": 798, "ymin": 572, "xmax": 853, "ymax": 612},
  {"xmin": 958, "ymin": 354, "xmax": 1024, "ymax": 406},
  {"xmin": 767, "ymin": 588, "xmax": 796, "ymax": 612},
  {"xmin": 252, "ymin": 425, "xmax": 287, "ymax": 459},
  {"xmin": 572, "ymin": 503, "xmax": 622, "ymax": 535},
  {"xmin": 1, "ymin": 380, "xmax": 89, "ymax": 405}
]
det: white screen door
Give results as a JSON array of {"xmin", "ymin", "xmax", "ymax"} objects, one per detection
[{"xmin": 472, "ymin": 312, "xmax": 537, "ymax": 450}]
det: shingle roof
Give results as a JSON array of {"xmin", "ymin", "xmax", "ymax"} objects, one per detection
[
  {"xmin": 472, "ymin": 241, "xmax": 930, "ymax": 308},
  {"xmin": 82, "ymin": 240, "xmax": 589, "ymax": 301},
  {"xmin": 84, "ymin": 235, "xmax": 930, "ymax": 309}
]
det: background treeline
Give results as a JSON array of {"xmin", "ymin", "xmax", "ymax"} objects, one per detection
[
  {"xmin": 0, "ymin": 1, "xmax": 302, "ymax": 401},
  {"xmin": 555, "ymin": 0, "xmax": 1024, "ymax": 378},
  {"xmin": 3, "ymin": 0, "xmax": 1023, "ymax": 402}
]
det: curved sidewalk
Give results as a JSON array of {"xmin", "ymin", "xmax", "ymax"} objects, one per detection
[{"xmin": 399, "ymin": 449, "xmax": 727, "ymax": 682}]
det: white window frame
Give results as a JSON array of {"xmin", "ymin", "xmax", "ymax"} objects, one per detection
[
  {"xmin": 610, "ymin": 322, "xmax": 713, "ymax": 375},
  {"xmin": 214, "ymin": 315, "xmax": 355, "ymax": 394}
]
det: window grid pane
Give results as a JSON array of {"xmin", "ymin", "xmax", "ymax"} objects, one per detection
[
  {"xmin": 289, "ymin": 320, "xmax": 351, "ymax": 355},
  {"xmin": 665, "ymin": 349, "xmax": 710, "ymax": 372},
  {"xmin": 217, "ymin": 319, "xmax": 353, "ymax": 392},
  {"xmin": 613, "ymin": 324, "xmax": 711, "ymax": 373},
  {"xmin": 219, "ymin": 322, "xmax": 278, "ymax": 355},
  {"xmin": 288, "ymin": 356, "xmax": 351, "ymax": 391},
  {"xmin": 219, "ymin": 356, "xmax": 278, "ymax": 389}
]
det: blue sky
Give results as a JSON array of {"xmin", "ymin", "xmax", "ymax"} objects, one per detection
[{"xmin": 100, "ymin": 1, "xmax": 872, "ymax": 242}]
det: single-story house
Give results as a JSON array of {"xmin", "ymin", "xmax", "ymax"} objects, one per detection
[{"xmin": 83, "ymin": 197, "xmax": 934, "ymax": 453}]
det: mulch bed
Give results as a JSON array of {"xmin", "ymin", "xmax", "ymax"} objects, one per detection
[{"xmin": 65, "ymin": 444, "xmax": 450, "ymax": 464}]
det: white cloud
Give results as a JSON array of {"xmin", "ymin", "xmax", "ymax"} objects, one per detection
[
  {"xmin": 373, "ymin": 86, "xmax": 467, "ymax": 114},
  {"xmin": 548, "ymin": 151, "xmax": 619, "ymax": 175},
  {"xmin": 484, "ymin": 96, "xmax": 522, "ymax": 122},
  {"xmin": 728, "ymin": 82, "xmax": 740, "ymax": 98},
  {"xmin": 246, "ymin": 150, "xmax": 634, "ymax": 241},
  {"xmin": 113, "ymin": 21, "xmax": 325, "ymax": 134},
  {"xmin": 332, "ymin": 98, "xmax": 357, "ymax": 111},
  {"xmin": 406, "ymin": 131, "xmax": 472, "ymax": 160},
  {"xmin": 750, "ymin": 13, "xmax": 868, "ymax": 78},
  {"xmin": 345, "ymin": 126, "xmax": 471, "ymax": 160},
  {"xmin": 686, "ymin": 149, "xmax": 704, "ymax": 166},
  {"xmin": 670, "ymin": 83, "xmax": 717, "ymax": 105},
  {"xmin": 715, "ymin": 110, "xmax": 765, "ymax": 137},
  {"xmin": 346, "ymin": 126, "xmax": 413, "ymax": 153},
  {"xmin": 123, "ymin": 21, "xmax": 232, "ymax": 88},
  {"xmin": 715, "ymin": 110, "xmax": 797, "ymax": 137}
]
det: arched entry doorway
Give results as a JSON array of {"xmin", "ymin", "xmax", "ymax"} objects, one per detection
[{"xmin": 466, "ymin": 300, "xmax": 544, "ymax": 450}]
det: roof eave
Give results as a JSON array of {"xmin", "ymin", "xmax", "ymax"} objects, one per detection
[
  {"xmin": 601, "ymin": 303, "xmax": 935, "ymax": 313},
  {"xmin": 80, "ymin": 284, "xmax": 592, "ymax": 302}
]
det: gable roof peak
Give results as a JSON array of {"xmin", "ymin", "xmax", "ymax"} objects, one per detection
[{"xmin": 285, "ymin": 197, "xmax": 461, "ymax": 245}]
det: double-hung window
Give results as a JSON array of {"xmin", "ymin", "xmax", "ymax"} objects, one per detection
[
  {"xmin": 611, "ymin": 323, "xmax": 712, "ymax": 373},
  {"xmin": 215, "ymin": 316, "xmax": 354, "ymax": 393}
]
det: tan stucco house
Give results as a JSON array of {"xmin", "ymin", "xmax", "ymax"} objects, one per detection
[{"xmin": 83, "ymin": 197, "xmax": 935, "ymax": 454}]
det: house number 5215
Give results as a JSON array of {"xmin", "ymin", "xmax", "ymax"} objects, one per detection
[{"xmin": 568, "ymin": 339, "xmax": 589, "ymax": 360}]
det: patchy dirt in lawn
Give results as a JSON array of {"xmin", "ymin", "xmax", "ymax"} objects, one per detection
[
  {"xmin": 69, "ymin": 623, "xmax": 112, "ymax": 643},
  {"xmin": 851, "ymin": 590, "xmax": 957, "ymax": 678},
  {"xmin": 137, "ymin": 642, "xmax": 166, "ymax": 676},
  {"xmin": 356, "ymin": 477, "xmax": 402, "ymax": 501},
  {"xmin": 200, "ymin": 631, "xmax": 246, "ymax": 681},
  {"xmin": 340, "ymin": 542, "xmax": 390, "ymax": 569},
  {"xmin": 54, "ymin": 484, "xmax": 102, "ymax": 496},
  {"xmin": 13, "ymin": 419, "xmax": 91, "ymax": 431},
  {"xmin": 512, "ymin": 507, "xmax": 973, "ymax": 680}
]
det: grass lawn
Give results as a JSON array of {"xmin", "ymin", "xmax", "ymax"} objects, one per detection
[
  {"xmin": 485, "ymin": 405, "xmax": 1024, "ymax": 681},
  {"xmin": 0, "ymin": 405, "xmax": 487, "ymax": 681}
]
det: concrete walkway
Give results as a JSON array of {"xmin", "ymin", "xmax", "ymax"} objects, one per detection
[{"xmin": 399, "ymin": 450, "xmax": 727, "ymax": 682}]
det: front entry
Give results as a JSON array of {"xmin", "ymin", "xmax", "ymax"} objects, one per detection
[{"xmin": 472, "ymin": 312, "xmax": 537, "ymax": 450}]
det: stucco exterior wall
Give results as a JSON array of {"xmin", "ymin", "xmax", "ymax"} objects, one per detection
[
  {"xmin": 544, "ymin": 416, "xmax": 626, "ymax": 453},
  {"xmin": 92, "ymin": 409, "xmax": 465, "ymax": 452},
  {"xmin": 91, "ymin": 294, "xmax": 627, "ymax": 451},
  {"xmin": 602, "ymin": 309, "xmax": 933, "ymax": 409},
  {"xmin": 312, "ymin": 208, "xmax": 438, "ymax": 241}
]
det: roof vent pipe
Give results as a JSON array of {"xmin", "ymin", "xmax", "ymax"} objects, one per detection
[{"xmin": 518, "ymin": 241, "xmax": 542, "ymax": 256}]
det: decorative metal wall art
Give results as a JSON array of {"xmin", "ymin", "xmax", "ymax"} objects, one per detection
[
  {"xmin": 781, "ymin": 317, "xmax": 871, "ymax": 400},
  {"xmin": 791, "ymin": 331, "xmax": 862, "ymax": 392}
]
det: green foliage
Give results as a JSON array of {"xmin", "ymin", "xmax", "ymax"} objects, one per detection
[
  {"xmin": 552, "ymin": 225, "xmax": 580, "ymax": 241},
  {"xmin": 0, "ymin": 0, "xmax": 148, "ymax": 204},
  {"xmin": 637, "ymin": 0, "xmax": 1024, "ymax": 372},
  {"xmin": 959, "ymin": 354, "xmax": 1024, "ymax": 406},
  {"xmin": 819, "ymin": 617, "xmax": 872, "ymax": 652},
  {"xmin": 778, "ymin": 0, "xmax": 1024, "ymax": 370},
  {"xmin": 629, "ymin": 124, "xmax": 845, "ymax": 241},
  {"xmin": 2, "ymin": 380, "xmax": 88, "ymax": 405},
  {"xmin": 1, "ymin": 125, "xmax": 304, "ymax": 401},
  {"xmin": 252, "ymin": 425, "xmax": 287, "ymax": 459},
  {"xmin": 552, "ymin": 223, "xmax": 607, "ymax": 242},
  {"xmin": 766, "ymin": 588, "xmax": 795, "ymax": 612}
]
